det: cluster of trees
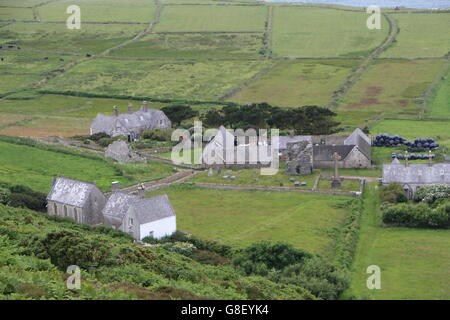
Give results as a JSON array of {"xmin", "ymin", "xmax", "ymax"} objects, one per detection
[
  {"xmin": 159, "ymin": 103, "xmax": 341, "ymax": 136},
  {"xmin": 202, "ymin": 103, "xmax": 341, "ymax": 135}
]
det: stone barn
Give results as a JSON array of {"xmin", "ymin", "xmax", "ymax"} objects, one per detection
[
  {"xmin": 46, "ymin": 177, "xmax": 106, "ymax": 225},
  {"xmin": 90, "ymin": 101, "xmax": 171, "ymax": 140}
]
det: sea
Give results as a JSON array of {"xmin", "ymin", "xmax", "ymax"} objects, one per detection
[{"xmin": 265, "ymin": 0, "xmax": 450, "ymax": 9}]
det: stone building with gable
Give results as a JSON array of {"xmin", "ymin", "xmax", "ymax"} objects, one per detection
[
  {"xmin": 46, "ymin": 177, "xmax": 106, "ymax": 225},
  {"xmin": 90, "ymin": 101, "xmax": 171, "ymax": 140}
]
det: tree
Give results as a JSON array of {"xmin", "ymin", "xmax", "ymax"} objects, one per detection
[
  {"xmin": 161, "ymin": 105, "xmax": 197, "ymax": 127},
  {"xmin": 290, "ymin": 106, "xmax": 341, "ymax": 135},
  {"xmin": 201, "ymin": 109, "xmax": 223, "ymax": 128}
]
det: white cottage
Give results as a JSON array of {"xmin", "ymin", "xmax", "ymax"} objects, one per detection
[{"xmin": 102, "ymin": 185, "xmax": 176, "ymax": 240}]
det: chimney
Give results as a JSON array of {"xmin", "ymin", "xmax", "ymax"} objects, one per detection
[
  {"xmin": 138, "ymin": 183, "xmax": 145, "ymax": 198},
  {"xmin": 113, "ymin": 105, "xmax": 119, "ymax": 117},
  {"xmin": 128, "ymin": 103, "xmax": 133, "ymax": 114},
  {"xmin": 111, "ymin": 181, "xmax": 120, "ymax": 193},
  {"xmin": 142, "ymin": 100, "xmax": 148, "ymax": 112}
]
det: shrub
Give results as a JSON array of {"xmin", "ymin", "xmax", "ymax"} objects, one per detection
[
  {"xmin": 7, "ymin": 193, "xmax": 46, "ymax": 212},
  {"xmin": 191, "ymin": 250, "xmax": 229, "ymax": 266},
  {"xmin": 382, "ymin": 202, "xmax": 449, "ymax": 228},
  {"xmin": 413, "ymin": 184, "xmax": 450, "ymax": 204},
  {"xmin": 380, "ymin": 182, "xmax": 407, "ymax": 203},
  {"xmin": 0, "ymin": 188, "xmax": 10, "ymax": 205},
  {"xmin": 142, "ymin": 129, "xmax": 172, "ymax": 142},
  {"xmin": 98, "ymin": 137, "xmax": 115, "ymax": 147},
  {"xmin": 233, "ymin": 241, "xmax": 312, "ymax": 277}
]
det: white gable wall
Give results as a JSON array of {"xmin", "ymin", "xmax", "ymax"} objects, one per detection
[{"xmin": 139, "ymin": 216, "xmax": 176, "ymax": 240}]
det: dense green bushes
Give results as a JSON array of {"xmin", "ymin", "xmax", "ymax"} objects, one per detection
[
  {"xmin": 0, "ymin": 205, "xmax": 315, "ymax": 300},
  {"xmin": 382, "ymin": 202, "xmax": 449, "ymax": 228},
  {"xmin": 380, "ymin": 182, "xmax": 408, "ymax": 203},
  {"xmin": 413, "ymin": 184, "xmax": 450, "ymax": 204},
  {"xmin": 0, "ymin": 182, "xmax": 46, "ymax": 212}
]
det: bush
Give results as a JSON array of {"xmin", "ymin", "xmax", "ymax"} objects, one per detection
[
  {"xmin": 233, "ymin": 241, "xmax": 312, "ymax": 277},
  {"xmin": 413, "ymin": 184, "xmax": 450, "ymax": 204},
  {"xmin": 380, "ymin": 182, "xmax": 407, "ymax": 203},
  {"xmin": 98, "ymin": 137, "xmax": 115, "ymax": 147},
  {"xmin": 191, "ymin": 250, "xmax": 229, "ymax": 266},
  {"xmin": 142, "ymin": 129, "xmax": 172, "ymax": 142},
  {"xmin": 382, "ymin": 202, "xmax": 449, "ymax": 228},
  {"xmin": 7, "ymin": 193, "xmax": 46, "ymax": 212},
  {"xmin": 0, "ymin": 188, "xmax": 11, "ymax": 205}
]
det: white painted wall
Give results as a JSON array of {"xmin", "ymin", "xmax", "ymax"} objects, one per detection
[{"xmin": 139, "ymin": 216, "xmax": 176, "ymax": 240}]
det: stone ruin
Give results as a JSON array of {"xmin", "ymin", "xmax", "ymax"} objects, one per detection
[
  {"xmin": 285, "ymin": 139, "xmax": 313, "ymax": 175},
  {"xmin": 105, "ymin": 140, "xmax": 147, "ymax": 163}
]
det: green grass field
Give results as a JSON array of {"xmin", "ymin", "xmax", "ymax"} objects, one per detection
[
  {"xmin": 109, "ymin": 33, "xmax": 264, "ymax": 59},
  {"xmin": 155, "ymin": 5, "xmax": 266, "ymax": 32},
  {"xmin": 380, "ymin": 13, "xmax": 450, "ymax": 58},
  {"xmin": 37, "ymin": 0, "xmax": 156, "ymax": 23},
  {"xmin": 271, "ymin": 7, "xmax": 388, "ymax": 58},
  {"xmin": 0, "ymin": 23, "xmax": 146, "ymax": 55},
  {"xmin": 42, "ymin": 58, "xmax": 274, "ymax": 100},
  {"xmin": 340, "ymin": 59, "xmax": 445, "ymax": 117},
  {"xmin": 347, "ymin": 183, "xmax": 450, "ymax": 299},
  {"xmin": 147, "ymin": 184, "xmax": 352, "ymax": 257},
  {"xmin": 0, "ymin": 140, "xmax": 174, "ymax": 192},
  {"xmin": 426, "ymin": 69, "xmax": 450, "ymax": 119},
  {"xmin": 229, "ymin": 59, "xmax": 357, "ymax": 107}
]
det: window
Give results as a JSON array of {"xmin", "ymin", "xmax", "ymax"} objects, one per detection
[
  {"xmin": 129, "ymin": 218, "xmax": 133, "ymax": 226},
  {"xmin": 63, "ymin": 205, "xmax": 68, "ymax": 217},
  {"xmin": 53, "ymin": 203, "xmax": 57, "ymax": 215},
  {"xmin": 74, "ymin": 208, "xmax": 79, "ymax": 222},
  {"xmin": 160, "ymin": 119, "xmax": 163, "ymax": 125}
]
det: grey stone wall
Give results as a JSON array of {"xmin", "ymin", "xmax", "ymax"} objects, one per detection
[{"xmin": 285, "ymin": 140, "xmax": 313, "ymax": 175}]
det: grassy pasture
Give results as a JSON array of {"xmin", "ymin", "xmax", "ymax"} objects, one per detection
[
  {"xmin": 0, "ymin": 7, "xmax": 34, "ymax": 20},
  {"xmin": 37, "ymin": 0, "xmax": 156, "ymax": 23},
  {"xmin": 347, "ymin": 183, "xmax": 450, "ymax": 300},
  {"xmin": 42, "ymin": 58, "xmax": 275, "ymax": 100},
  {"xmin": 109, "ymin": 33, "xmax": 264, "ymax": 59},
  {"xmin": 381, "ymin": 13, "xmax": 450, "ymax": 58},
  {"xmin": 0, "ymin": 22, "xmax": 146, "ymax": 55},
  {"xmin": 426, "ymin": 71, "xmax": 450, "ymax": 119},
  {"xmin": 339, "ymin": 59, "xmax": 445, "ymax": 117},
  {"xmin": 271, "ymin": 7, "xmax": 388, "ymax": 58},
  {"xmin": 147, "ymin": 184, "xmax": 352, "ymax": 256},
  {"xmin": 155, "ymin": 5, "xmax": 266, "ymax": 32},
  {"xmin": 0, "ymin": 0, "xmax": 48, "ymax": 7},
  {"xmin": 229, "ymin": 59, "xmax": 357, "ymax": 107},
  {"xmin": 0, "ymin": 139, "xmax": 174, "ymax": 192}
]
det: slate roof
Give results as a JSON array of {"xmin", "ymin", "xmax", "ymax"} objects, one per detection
[
  {"xmin": 103, "ymin": 192, "xmax": 175, "ymax": 225},
  {"xmin": 102, "ymin": 192, "xmax": 140, "ymax": 218},
  {"xmin": 91, "ymin": 105, "xmax": 170, "ymax": 135},
  {"xmin": 313, "ymin": 145, "xmax": 355, "ymax": 161},
  {"xmin": 47, "ymin": 177, "xmax": 96, "ymax": 207},
  {"xmin": 133, "ymin": 194, "xmax": 176, "ymax": 224},
  {"xmin": 383, "ymin": 163, "xmax": 450, "ymax": 185}
]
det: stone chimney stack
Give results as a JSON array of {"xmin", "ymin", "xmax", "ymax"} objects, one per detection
[
  {"xmin": 113, "ymin": 105, "xmax": 119, "ymax": 117},
  {"xmin": 128, "ymin": 103, "xmax": 133, "ymax": 114},
  {"xmin": 112, "ymin": 181, "xmax": 120, "ymax": 193},
  {"xmin": 138, "ymin": 183, "xmax": 145, "ymax": 198},
  {"xmin": 142, "ymin": 100, "xmax": 148, "ymax": 112}
]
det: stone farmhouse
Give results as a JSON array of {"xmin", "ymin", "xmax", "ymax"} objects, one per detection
[
  {"xmin": 103, "ymin": 184, "xmax": 176, "ymax": 240},
  {"xmin": 382, "ymin": 161, "xmax": 450, "ymax": 198},
  {"xmin": 283, "ymin": 128, "xmax": 372, "ymax": 174},
  {"xmin": 46, "ymin": 178, "xmax": 176, "ymax": 240},
  {"xmin": 90, "ymin": 101, "xmax": 171, "ymax": 140}
]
